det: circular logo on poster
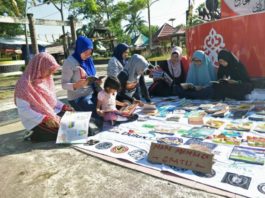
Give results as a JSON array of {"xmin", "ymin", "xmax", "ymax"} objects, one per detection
[
  {"xmin": 257, "ymin": 183, "xmax": 265, "ymax": 194},
  {"xmin": 128, "ymin": 149, "xmax": 147, "ymax": 161},
  {"xmin": 95, "ymin": 142, "xmax": 113, "ymax": 150},
  {"xmin": 111, "ymin": 145, "xmax": 129, "ymax": 154}
]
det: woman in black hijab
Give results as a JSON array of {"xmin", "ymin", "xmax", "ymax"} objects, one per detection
[{"xmin": 213, "ymin": 49, "xmax": 253, "ymax": 100}]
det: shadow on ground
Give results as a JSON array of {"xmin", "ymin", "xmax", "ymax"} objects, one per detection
[{"xmin": 0, "ymin": 130, "xmax": 68, "ymax": 157}]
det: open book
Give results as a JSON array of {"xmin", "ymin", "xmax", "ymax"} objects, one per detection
[
  {"xmin": 87, "ymin": 75, "xmax": 105, "ymax": 84},
  {"xmin": 180, "ymin": 83, "xmax": 196, "ymax": 91},
  {"xmin": 152, "ymin": 70, "xmax": 173, "ymax": 85},
  {"xmin": 120, "ymin": 103, "xmax": 138, "ymax": 117},
  {"xmin": 56, "ymin": 111, "xmax": 92, "ymax": 144},
  {"xmin": 210, "ymin": 79, "xmax": 229, "ymax": 84}
]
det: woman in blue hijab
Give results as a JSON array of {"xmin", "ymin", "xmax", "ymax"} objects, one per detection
[
  {"xmin": 62, "ymin": 36, "xmax": 100, "ymax": 118},
  {"xmin": 174, "ymin": 50, "xmax": 217, "ymax": 100},
  {"xmin": 186, "ymin": 50, "xmax": 216, "ymax": 86},
  {"xmin": 72, "ymin": 36, "xmax": 96, "ymax": 76},
  {"xmin": 107, "ymin": 43, "xmax": 129, "ymax": 77}
]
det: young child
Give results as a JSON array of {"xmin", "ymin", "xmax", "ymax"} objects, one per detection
[{"xmin": 96, "ymin": 76, "xmax": 138, "ymax": 125}]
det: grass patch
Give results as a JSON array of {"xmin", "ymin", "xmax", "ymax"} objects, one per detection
[
  {"xmin": 147, "ymin": 53, "xmax": 170, "ymax": 61},
  {"xmin": 0, "ymin": 76, "xmax": 19, "ymax": 100},
  {"xmin": 0, "ymin": 90, "xmax": 14, "ymax": 100},
  {"xmin": 0, "ymin": 60, "xmax": 25, "ymax": 66},
  {"xmin": 0, "ymin": 57, "xmax": 12, "ymax": 61},
  {"xmin": 0, "ymin": 76, "xmax": 19, "ymax": 87}
]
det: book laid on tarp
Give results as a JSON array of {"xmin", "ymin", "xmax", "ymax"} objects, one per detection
[
  {"xmin": 56, "ymin": 111, "xmax": 92, "ymax": 144},
  {"xmin": 229, "ymin": 146, "xmax": 265, "ymax": 165},
  {"xmin": 254, "ymin": 123, "xmax": 265, "ymax": 133},
  {"xmin": 142, "ymin": 103, "xmax": 157, "ymax": 114}
]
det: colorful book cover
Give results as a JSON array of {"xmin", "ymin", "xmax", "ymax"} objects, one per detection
[
  {"xmin": 181, "ymin": 127, "xmax": 215, "ymax": 139},
  {"xmin": 212, "ymin": 131, "xmax": 242, "ymax": 145},
  {"xmin": 184, "ymin": 138, "xmax": 217, "ymax": 150},
  {"xmin": 225, "ymin": 121, "xmax": 253, "ymax": 131},
  {"xmin": 205, "ymin": 119, "xmax": 225, "ymax": 129},
  {"xmin": 229, "ymin": 146, "xmax": 265, "ymax": 165},
  {"xmin": 254, "ymin": 123, "xmax": 265, "ymax": 133},
  {"xmin": 248, "ymin": 114, "xmax": 265, "ymax": 121},
  {"xmin": 247, "ymin": 136, "xmax": 265, "ymax": 148},
  {"xmin": 56, "ymin": 111, "xmax": 92, "ymax": 144}
]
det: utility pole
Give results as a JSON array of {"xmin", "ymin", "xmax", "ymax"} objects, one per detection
[
  {"xmin": 27, "ymin": 13, "xmax": 39, "ymax": 55},
  {"xmin": 169, "ymin": 18, "xmax": 175, "ymax": 27},
  {"xmin": 24, "ymin": 0, "xmax": 30, "ymax": 64},
  {"xmin": 186, "ymin": 0, "xmax": 191, "ymax": 26}
]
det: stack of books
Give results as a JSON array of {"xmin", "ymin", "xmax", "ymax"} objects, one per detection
[{"xmin": 141, "ymin": 103, "xmax": 157, "ymax": 115}]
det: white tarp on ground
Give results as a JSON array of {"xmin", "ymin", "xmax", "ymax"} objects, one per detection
[{"xmin": 75, "ymin": 97, "xmax": 265, "ymax": 198}]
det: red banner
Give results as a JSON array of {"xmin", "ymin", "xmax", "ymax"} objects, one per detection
[{"xmin": 186, "ymin": 12, "xmax": 265, "ymax": 77}]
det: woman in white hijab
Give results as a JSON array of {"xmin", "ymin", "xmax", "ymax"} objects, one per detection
[
  {"xmin": 117, "ymin": 54, "xmax": 151, "ymax": 104},
  {"xmin": 148, "ymin": 46, "xmax": 187, "ymax": 96}
]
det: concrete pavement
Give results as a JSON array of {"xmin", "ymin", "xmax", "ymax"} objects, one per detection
[{"xmin": 0, "ymin": 64, "xmax": 225, "ymax": 198}]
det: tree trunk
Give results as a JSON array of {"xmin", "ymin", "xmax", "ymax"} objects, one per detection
[{"xmin": 58, "ymin": 1, "xmax": 68, "ymax": 58}]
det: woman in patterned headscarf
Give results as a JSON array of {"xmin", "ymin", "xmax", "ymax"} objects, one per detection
[
  {"xmin": 14, "ymin": 53, "xmax": 74, "ymax": 142},
  {"xmin": 107, "ymin": 43, "xmax": 129, "ymax": 77}
]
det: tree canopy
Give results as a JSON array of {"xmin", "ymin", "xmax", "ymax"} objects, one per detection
[{"xmin": 0, "ymin": 0, "xmax": 25, "ymax": 36}]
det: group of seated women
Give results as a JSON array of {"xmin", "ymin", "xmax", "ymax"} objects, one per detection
[
  {"xmin": 14, "ymin": 35, "xmax": 254, "ymax": 142},
  {"xmin": 148, "ymin": 47, "xmax": 253, "ymax": 101}
]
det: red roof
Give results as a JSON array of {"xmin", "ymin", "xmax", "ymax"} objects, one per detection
[{"xmin": 153, "ymin": 23, "xmax": 176, "ymax": 41}]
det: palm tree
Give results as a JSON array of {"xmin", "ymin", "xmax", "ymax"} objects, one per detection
[{"xmin": 124, "ymin": 12, "xmax": 146, "ymax": 38}]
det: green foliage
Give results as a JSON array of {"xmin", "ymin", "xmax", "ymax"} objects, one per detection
[
  {"xmin": 0, "ymin": 0, "xmax": 25, "ymax": 17},
  {"xmin": 139, "ymin": 24, "xmax": 159, "ymax": 38},
  {"xmin": 74, "ymin": 0, "xmax": 149, "ymax": 43},
  {"xmin": 124, "ymin": 12, "xmax": 146, "ymax": 37},
  {"xmin": 0, "ymin": 0, "xmax": 25, "ymax": 36},
  {"xmin": 0, "ymin": 24, "xmax": 24, "ymax": 37}
]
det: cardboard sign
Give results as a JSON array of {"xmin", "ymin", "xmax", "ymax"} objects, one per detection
[{"xmin": 148, "ymin": 142, "xmax": 213, "ymax": 173}]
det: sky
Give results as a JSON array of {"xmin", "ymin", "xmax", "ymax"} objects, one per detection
[{"xmin": 28, "ymin": 0, "xmax": 205, "ymax": 42}]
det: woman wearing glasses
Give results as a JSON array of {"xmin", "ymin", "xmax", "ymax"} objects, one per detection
[
  {"xmin": 186, "ymin": 50, "xmax": 217, "ymax": 86},
  {"xmin": 177, "ymin": 50, "xmax": 217, "ymax": 99}
]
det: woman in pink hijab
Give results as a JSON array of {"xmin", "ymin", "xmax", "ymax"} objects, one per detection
[{"xmin": 14, "ymin": 52, "xmax": 73, "ymax": 142}]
